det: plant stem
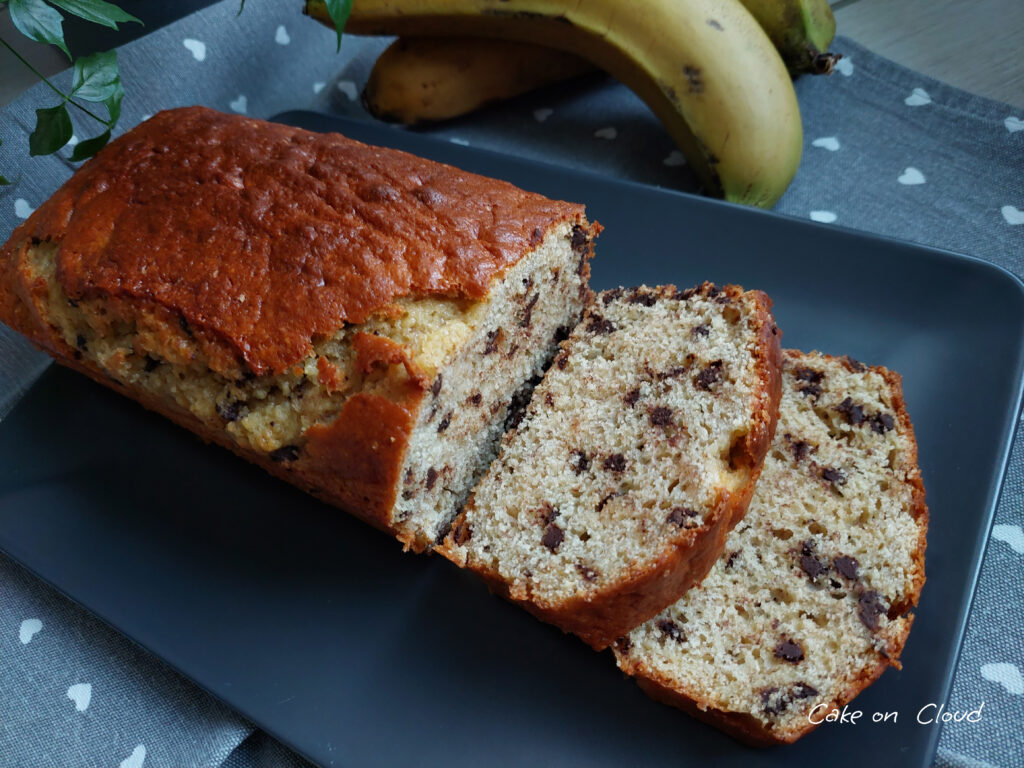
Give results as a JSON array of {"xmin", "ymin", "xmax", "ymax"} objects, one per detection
[{"xmin": 0, "ymin": 36, "xmax": 108, "ymax": 126}]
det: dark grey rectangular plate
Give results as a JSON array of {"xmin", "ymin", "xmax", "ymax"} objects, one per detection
[{"xmin": 2, "ymin": 110, "xmax": 1023, "ymax": 768}]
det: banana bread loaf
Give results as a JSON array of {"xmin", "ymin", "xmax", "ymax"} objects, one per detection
[
  {"xmin": 440, "ymin": 284, "xmax": 782, "ymax": 649},
  {"xmin": 613, "ymin": 350, "xmax": 928, "ymax": 744},
  {"xmin": 0, "ymin": 107, "xmax": 598, "ymax": 551}
]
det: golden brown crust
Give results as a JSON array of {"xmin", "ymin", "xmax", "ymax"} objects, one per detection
[
  {"xmin": 0, "ymin": 108, "xmax": 597, "ymax": 547},
  {"xmin": 441, "ymin": 283, "xmax": 783, "ymax": 650},
  {"xmin": 3, "ymin": 106, "xmax": 585, "ymax": 377}
]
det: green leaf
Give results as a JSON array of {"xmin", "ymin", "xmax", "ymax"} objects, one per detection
[
  {"xmin": 71, "ymin": 50, "xmax": 119, "ymax": 102},
  {"xmin": 48, "ymin": 0, "xmax": 141, "ymax": 29},
  {"xmin": 29, "ymin": 103, "xmax": 73, "ymax": 155},
  {"xmin": 69, "ymin": 129, "xmax": 110, "ymax": 161},
  {"xmin": 8, "ymin": 0, "xmax": 71, "ymax": 59},
  {"xmin": 0, "ymin": 175, "xmax": 10, "ymax": 186},
  {"xmin": 103, "ymin": 78, "xmax": 124, "ymax": 124},
  {"xmin": 323, "ymin": 0, "xmax": 353, "ymax": 52}
]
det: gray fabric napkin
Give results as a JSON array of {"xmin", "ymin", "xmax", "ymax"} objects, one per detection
[{"xmin": 1, "ymin": 1, "xmax": 1021, "ymax": 766}]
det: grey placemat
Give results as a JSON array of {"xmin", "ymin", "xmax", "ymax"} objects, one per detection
[{"xmin": 1, "ymin": 2, "xmax": 1022, "ymax": 766}]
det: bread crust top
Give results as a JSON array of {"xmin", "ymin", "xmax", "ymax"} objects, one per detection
[{"xmin": 0, "ymin": 107, "xmax": 584, "ymax": 376}]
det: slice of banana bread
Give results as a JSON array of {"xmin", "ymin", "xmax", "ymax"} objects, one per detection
[
  {"xmin": 440, "ymin": 284, "xmax": 782, "ymax": 649},
  {"xmin": 614, "ymin": 351, "xmax": 928, "ymax": 744},
  {"xmin": 0, "ymin": 107, "xmax": 597, "ymax": 551}
]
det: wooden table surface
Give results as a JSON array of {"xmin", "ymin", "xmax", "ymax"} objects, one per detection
[{"xmin": 2, "ymin": 1, "xmax": 1023, "ymax": 109}]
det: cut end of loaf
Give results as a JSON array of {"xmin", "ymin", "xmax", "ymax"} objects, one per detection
[
  {"xmin": 615, "ymin": 350, "xmax": 927, "ymax": 744},
  {"xmin": 441, "ymin": 283, "xmax": 782, "ymax": 648}
]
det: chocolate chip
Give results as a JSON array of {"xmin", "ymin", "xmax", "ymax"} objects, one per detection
[
  {"xmin": 624, "ymin": 388, "xmax": 640, "ymax": 407},
  {"xmin": 401, "ymin": 490, "xmax": 414, "ymax": 501},
  {"xmin": 426, "ymin": 467, "xmax": 438, "ymax": 490},
  {"xmin": 530, "ymin": 226, "xmax": 543, "ymax": 246},
  {"xmin": 595, "ymin": 492, "xmax": 621, "ymax": 512},
  {"xmin": 799, "ymin": 541, "xmax": 827, "ymax": 579},
  {"xmin": 845, "ymin": 357, "xmax": 866, "ymax": 372},
  {"xmin": 75, "ymin": 334, "xmax": 87, "ymax": 351},
  {"xmin": 143, "ymin": 356, "xmax": 161, "ymax": 373},
  {"xmin": 691, "ymin": 323, "xmax": 710, "ymax": 337},
  {"xmin": 570, "ymin": 225, "xmax": 588, "ymax": 253},
  {"xmin": 649, "ymin": 406, "xmax": 673, "ymax": 427},
  {"xmin": 705, "ymin": 285, "xmax": 721, "ymax": 298},
  {"xmin": 821, "ymin": 467, "xmax": 846, "ymax": 485},
  {"xmin": 437, "ymin": 412, "xmax": 452, "ymax": 433},
  {"xmin": 504, "ymin": 378, "xmax": 538, "ymax": 431},
  {"xmin": 468, "ymin": 392, "xmax": 482, "ymax": 406},
  {"xmin": 537, "ymin": 503, "xmax": 560, "ymax": 527},
  {"xmin": 553, "ymin": 324, "xmax": 572, "ymax": 343},
  {"xmin": 614, "ymin": 636, "xmax": 632, "ymax": 654},
  {"xmin": 656, "ymin": 619, "xmax": 685, "ymax": 642},
  {"xmin": 542, "ymin": 523, "xmax": 564, "ymax": 552},
  {"xmin": 628, "ymin": 291, "xmax": 657, "ymax": 307},
  {"xmin": 452, "ymin": 520, "xmax": 473, "ymax": 546},
  {"xmin": 602, "ymin": 453, "xmax": 626, "ymax": 472},
  {"xmin": 585, "ymin": 314, "xmax": 616, "ymax": 334},
  {"xmin": 870, "ymin": 413, "xmax": 895, "ymax": 434},
  {"xmin": 656, "ymin": 366, "xmax": 690, "ymax": 381},
  {"xmin": 795, "ymin": 367, "xmax": 824, "ymax": 384},
  {"xmin": 799, "ymin": 383, "xmax": 822, "ymax": 399},
  {"xmin": 544, "ymin": 392, "xmax": 554, "ymax": 407},
  {"xmin": 725, "ymin": 551, "xmax": 740, "ymax": 568},
  {"xmin": 601, "ymin": 288, "xmax": 624, "ymax": 305},
  {"xmin": 833, "ymin": 555, "xmax": 860, "ymax": 580},
  {"xmin": 667, "ymin": 507, "xmax": 699, "ymax": 528},
  {"xmin": 569, "ymin": 449, "xmax": 591, "ymax": 475},
  {"xmin": 760, "ymin": 687, "xmax": 785, "ymax": 716},
  {"xmin": 693, "ymin": 360, "xmax": 723, "ymax": 391},
  {"xmin": 216, "ymin": 400, "xmax": 241, "ymax": 422},
  {"xmin": 793, "ymin": 682, "xmax": 819, "ymax": 700},
  {"xmin": 555, "ymin": 351, "xmax": 569, "ymax": 370},
  {"xmin": 576, "ymin": 564, "xmax": 599, "ymax": 582},
  {"xmin": 675, "ymin": 287, "xmax": 698, "ymax": 301},
  {"xmin": 786, "ymin": 434, "xmax": 811, "ymax": 461},
  {"xmin": 484, "ymin": 330, "xmax": 500, "ymax": 355},
  {"xmin": 774, "ymin": 639, "xmax": 805, "ymax": 663},
  {"xmin": 520, "ymin": 293, "xmax": 540, "ymax": 328},
  {"xmin": 431, "ymin": 374, "xmax": 443, "ymax": 398},
  {"xmin": 269, "ymin": 445, "xmax": 300, "ymax": 463},
  {"xmin": 858, "ymin": 590, "xmax": 886, "ymax": 631},
  {"xmin": 836, "ymin": 397, "xmax": 865, "ymax": 426}
]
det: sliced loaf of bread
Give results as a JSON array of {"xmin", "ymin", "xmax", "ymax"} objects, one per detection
[
  {"xmin": 440, "ymin": 283, "xmax": 782, "ymax": 649},
  {"xmin": 613, "ymin": 351, "xmax": 927, "ymax": 744}
]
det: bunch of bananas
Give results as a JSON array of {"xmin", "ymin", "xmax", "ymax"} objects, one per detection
[{"xmin": 304, "ymin": 0, "xmax": 839, "ymax": 209}]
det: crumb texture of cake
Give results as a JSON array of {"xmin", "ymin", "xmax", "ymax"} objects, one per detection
[
  {"xmin": 0, "ymin": 106, "xmax": 597, "ymax": 550},
  {"xmin": 441, "ymin": 283, "xmax": 782, "ymax": 649},
  {"xmin": 614, "ymin": 351, "xmax": 928, "ymax": 744}
]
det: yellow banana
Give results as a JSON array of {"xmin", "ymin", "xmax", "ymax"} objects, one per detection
[
  {"xmin": 364, "ymin": 37, "xmax": 595, "ymax": 124},
  {"xmin": 741, "ymin": 0, "xmax": 839, "ymax": 74},
  {"xmin": 305, "ymin": 0, "xmax": 803, "ymax": 209}
]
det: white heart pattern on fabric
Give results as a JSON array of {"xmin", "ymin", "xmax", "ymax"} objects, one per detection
[
  {"xmin": 275, "ymin": 25, "xmax": 290, "ymax": 45},
  {"xmin": 336, "ymin": 80, "xmax": 358, "ymax": 101},
  {"xmin": 1005, "ymin": 116, "xmax": 1024, "ymax": 133},
  {"xmin": 594, "ymin": 126, "xmax": 617, "ymax": 140},
  {"xmin": 1002, "ymin": 205, "xmax": 1024, "ymax": 225},
  {"xmin": 809, "ymin": 211, "xmax": 837, "ymax": 224},
  {"xmin": 229, "ymin": 95, "xmax": 247, "ymax": 113},
  {"xmin": 663, "ymin": 150, "xmax": 686, "ymax": 167},
  {"xmin": 67, "ymin": 683, "xmax": 92, "ymax": 712},
  {"xmin": 533, "ymin": 108, "xmax": 554, "ymax": 122},
  {"xmin": 834, "ymin": 57, "xmax": 853, "ymax": 76},
  {"xmin": 811, "ymin": 136, "xmax": 840, "ymax": 151},
  {"xmin": 14, "ymin": 199, "xmax": 34, "ymax": 219},
  {"xmin": 981, "ymin": 663, "xmax": 1024, "ymax": 695},
  {"xmin": 119, "ymin": 744, "xmax": 147, "ymax": 768},
  {"xmin": 898, "ymin": 167, "xmax": 926, "ymax": 185},
  {"xmin": 449, "ymin": 138, "xmax": 470, "ymax": 146},
  {"xmin": 67, "ymin": 134, "xmax": 79, "ymax": 147},
  {"xmin": 905, "ymin": 88, "xmax": 931, "ymax": 107},
  {"xmin": 992, "ymin": 524, "xmax": 1024, "ymax": 553},
  {"xmin": 19, "ymin": 618, "xmax": 42, "ymax": 644},
  {"xmin": 313, "ymin": 82, "xmax": 326, "ymax": 94},
  {"xmin": 182, "ymin": 38, "xmax": 206, "ymax": 61}
]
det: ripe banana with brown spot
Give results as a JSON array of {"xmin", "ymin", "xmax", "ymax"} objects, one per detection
[
  {"xmin": 364, "ymin": 37, "xmax": 595, "ymax": 124},
  {"xmin": 305, "ymin": 0, "xmax": 803, "ymax": 208},
  {"xmin": 741, "ymin": 0, "xmax": 839, "ymax": 74}
]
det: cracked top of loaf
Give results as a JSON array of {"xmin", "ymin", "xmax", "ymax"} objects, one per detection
[{"xmin": 0, "ymin": 106, "xmax": 585, "ymax": 376}]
